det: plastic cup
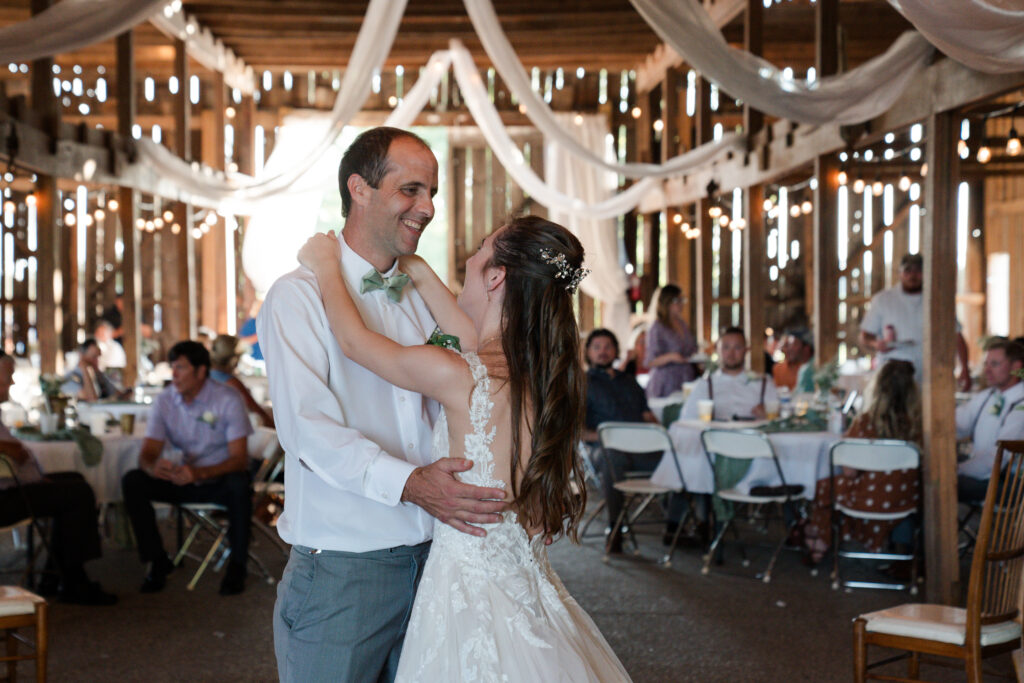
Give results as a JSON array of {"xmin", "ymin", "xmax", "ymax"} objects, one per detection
[
  {"xmin": 698, "ymin": 399, "xmax": 714, "ymax": 422},
  {"xmin": 39, "ymin": 413, "xmax": 60, "ymax": 435},
  {"xmin": 119, "ymin": 413, "xmax": 135, "ymax": 435},
  {"xmin": 764, "ymin": 399, "xmax": 780, "ymax": 420}
]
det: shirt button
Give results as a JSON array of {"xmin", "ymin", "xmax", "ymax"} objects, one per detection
[
  {"xmin": 399, "ymin": 396, "xmax": 406, "ymax": 403},
  {"xmin": 407, "ymin": 443, "xmax": 415, "ymax": 450},
  {"xmin": 382, "ymin": 492, "xmax": 389, "ymax": 500}
]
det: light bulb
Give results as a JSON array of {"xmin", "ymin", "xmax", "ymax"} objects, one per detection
[
  {"xmin": 977, "ymin": 145, "xmax": 992, "ymax": 164},
  {"xmin": 853, "ymin": 178, "xmax": 865, "ymax": 194},
  {"xmin": 801, "ymin": 200, "xmax": 812, "ymax": 215},
  {"xmin": 898, "ymin": 176, "xmax": 911, "ymax": 192},
  {"xmin": 872, "ymin": 180, "xmax": 884, "ymax": 196},
  {"xmin": 1007, "ymin": 129, "xmax": 1021, "ymax": 157},
  {"xmin": 789, "ymin": 204, "xmax": 801, "ymax": 218},
  {"xmin": 708, "ymin": 206, "xmax": 722, "ymax": 218},
  {"xmin": 837, "ymin": 170, "xmax": 848, "ymax": 186}
]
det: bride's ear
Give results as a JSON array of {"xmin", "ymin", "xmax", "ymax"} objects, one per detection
[{"xmin": 486, "ymin": 266, "xmax": 506, "ymax": 294}]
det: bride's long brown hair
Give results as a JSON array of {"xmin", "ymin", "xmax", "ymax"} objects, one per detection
[{"xmin": 488, "ymin": 215, "xmax": 587, "ymax": 542}]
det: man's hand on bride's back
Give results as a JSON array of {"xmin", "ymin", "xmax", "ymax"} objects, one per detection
[
  {"xmin": 297, "ymin": 231, "xmax": 341, "ymax": 274},
  {"xmin": 402, "ymin": 459, "xmax": 508, "ymax": 537}
]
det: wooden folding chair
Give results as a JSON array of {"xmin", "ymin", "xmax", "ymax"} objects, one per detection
[
  {"xmin": 0, "ymin": 585, "xmax": 47, "ymax": 682},
  {"xmin": 853, "ymin": 439, "xmax": 1024, "ymax": 682}
]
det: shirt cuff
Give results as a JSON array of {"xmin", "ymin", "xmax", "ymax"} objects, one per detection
[{"xmin": 363, "ymin": 450, "xmax": 419, "ymax": 507}]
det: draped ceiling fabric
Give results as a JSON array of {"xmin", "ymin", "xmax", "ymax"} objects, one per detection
[
  {"xmin": 889, "ymin": 0, "xmax": 1024, "ymax": 74},
  {"xmin": 0, "ymin": 0, "xmax": 167, "ymax": 63},
  {"xmin": 134, "ymin": 0, "xmax": 409, "ymax": 209},
  {"xmin": 462, "ymin": 0, "xmax": 743, "ymax": 178},
  {"xmin": 628, "ymin": 0, "xmax": 935, "ymax": 125},
  {"xmin": 545, "ymin": 113, "xmax": 633, "ymax": 351}
]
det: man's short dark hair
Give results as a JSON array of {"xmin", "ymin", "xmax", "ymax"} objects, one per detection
[
  {"xmin": 900, "ymin": 253, "xmax": 923, "ymax": 270},
  {"xmin": 585, "ymin": 328, "xmax": 619, "ymax": 356},
  {"xmin": 987, "ymin": 338, "xmax": 1024, "ymax": 367},
  {"xmin": 79, "ymin": 338, "xmax": 99, "ymax": 354},
  {"xmin": 719, "ymin": 326, "xmax": 746, "ymax": 342},
  {"xmin": 168, "ymin": 340, "xmax": 211, "ymax": 370},
  {"xmin": 338, "ymin": 127, "xmax": 430, "ymax": 218},
  {"xmin": 785, "ymin": 327, "xmax": 814, "ymax": 351}
]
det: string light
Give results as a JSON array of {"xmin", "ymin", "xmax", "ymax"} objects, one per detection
[
  {"xmin": 872, "ymin": 179, "xmax": 884, "ymax": 196},
  {"xmin": 898, "ymin": 176, "xmax": 911, "ymax": 192},
  {"xmin": 672, "ymin": 213, "xmax": 683, "ymax": 224},
  {"xmin": 977, "ymin": 144, "xmax": 992, "ymax": 163},
  {"xmin": 630, "ymin": 106, "xmax": 642, "ymax": 119},
  {"xmin": 107, "ymin": 198, "xmax": 119, "ymax": 211},
  {"xmin": 852, "ymin": 178, "xmax": 865, "ymax": 194},
  {"xmin": 837, "ymin": 170, "xmax": 848, "ymax": 186},
  {"xmin": 800, "ymin": 200, "xmax": 812, "ymax": 215},
  {"xmin": 1007, "ymin": 127, "xmax": 1021, "ymax": 156},
  {"xmin": 708, "ymin": 205, "xmax": 722, "ymax": 218}
]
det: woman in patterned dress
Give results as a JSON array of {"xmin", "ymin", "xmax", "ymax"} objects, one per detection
[{"xmin": 804, "ymin": 360, "xmax": 922, "ymax": 563}]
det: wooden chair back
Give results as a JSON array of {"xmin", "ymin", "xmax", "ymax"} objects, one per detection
[{"xmin": 966, "ymin": 439, "xmax": 1024, "ymax": 645}]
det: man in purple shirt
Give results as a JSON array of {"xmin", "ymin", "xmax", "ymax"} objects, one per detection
[{"xmin": 122, "ymin": 340, "xmax": 253, "ymax": 595}]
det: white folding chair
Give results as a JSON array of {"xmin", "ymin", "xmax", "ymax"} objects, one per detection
[
  {"xmin": 700, "ymin": 428, "xmax": 803, "ymax": 583},
  {"xmin": 828, "ymin": 439, "xmax": 921, "ymax": 593},
  {"xmin": 173, "ymin": 429, "xmax": 283, "ymax": 589},
  {"xmin": 597, "ymin": 422, "xmax": 690, "ymax": 566}
]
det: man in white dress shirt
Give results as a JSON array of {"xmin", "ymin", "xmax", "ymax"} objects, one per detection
[
  {"xmin": 259, "ymin": 127, "xmax": 507, "ymax": 683},
  {"xmin": 680, "ymin": 326, "xmax": 779, "ymax": 422},
  {"xmin": 859, "ymin": 252, "xmax": 971, "ymax": 390},
  {"xmin": 956, "ymin": 339, "xmax": 1024, "ymax": 501}
]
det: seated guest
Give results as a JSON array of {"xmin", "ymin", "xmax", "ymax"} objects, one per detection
[
  {"xmin": 94, "ymin": 320, "xmax": 126, "ymax": 371},
  {"xmin": 956, "ymin": 338, "xmax": 1024, "ymax": 502},
  {"xmin": 803, "ymin": 360, "xmax": 921, "ymax": 564},
  {"xmin": 644, "ymin": 284, "xmax": 699, "ymax": 398},
  {"xmin": 772, "ymin": 327, "xmax": 815, "ymax": 393},
  {"xmin": 122, "ymin": 340, "xmax": 253, "ymax": 595},
  {"xmin": 680, "ymin": 326, "xmax": 779, "ymax": 421},
  {"xmin": 583, "ymin": 329, "xmax": 660, "ymax": 554},
  {"xmin": 62, "ymin": 338, "xmax": 131, "ymax": 400},
  {"xmin": 0, "ymin": 351, "xmax": 116, "ymax": 605},
  {"xmin": 210, "ymin": 334, "xmax": 274, "ymax": 428}
]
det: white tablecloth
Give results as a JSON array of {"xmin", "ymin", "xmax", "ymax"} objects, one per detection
[
  {"xmin": 648, "ymin": 392, "xmax": 684, "ymax": 424},
  {"xmin": 650, "ymin": 419, "xmax": 840, "ymax": 499},
  {"xmin": 25, "ymin": 433, "xmax": 146, "ymax": 504},
  {"xmin": 77, "ymin": 401, "xmax": 153, "ymax": 422}
]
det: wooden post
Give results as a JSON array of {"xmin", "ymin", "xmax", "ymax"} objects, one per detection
[
  {"xmin": 117, "ymin": 30, "xmax": 140, "ymax": 385},
  {"xmin": 813, "ymin": 0, "xmax": 840, "ymax": 366},
  {"xmin": 745, "ymin": 184, "xmax": 766, "ymax": 373},
  {"xmin": 694, "ymin": 77, "xmax": 714, "ymax": 345},
  {"xmin": 200, "ymin": 72, "xmax": 228, "ymax": 334},
  {"xmin": 744, "ymin": 0, "xmax": 765, "ymax": 141},
  {"xmin": 921, "ymin": 111, "xmax": 959, "ymax": 604},
  {"xmin": 30, "ymin": 0, "xmax": 59, "ymax": 372},
  {"xmin": 160, "ymin": 38, "xmax": 192, "ymax": 348}
]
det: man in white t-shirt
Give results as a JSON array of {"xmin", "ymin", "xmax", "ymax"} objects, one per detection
[
  {"xmin": 956, "ymin": 339, "xmax": 1024, "ymax": 501},
  {"xmin": 680, "ymin": 326, "xmax": 779, "ymax": 422},
  {"xmin": 859, "ymin": 253, "xmax": 971, "ymax": 390},
  {"xmin": 94, "ymin": 320, "xmax": 126, "ymax": 370}
]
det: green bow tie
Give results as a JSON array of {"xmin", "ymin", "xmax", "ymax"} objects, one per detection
[{"xmin": 360, "ymin": 269, "xmax": 410, "ymax": 303}]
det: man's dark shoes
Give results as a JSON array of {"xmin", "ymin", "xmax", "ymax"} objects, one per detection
[
  {"xmin": 219, "ymin": 563, "xmax": 246, "ymax": 596},
  {"xmin": 140, "ymin": 555, "xmax": 174, "ymax": 594},
  {"xmin": 60, "ymin": 580, "xmax": 117, "ymax": 606}
]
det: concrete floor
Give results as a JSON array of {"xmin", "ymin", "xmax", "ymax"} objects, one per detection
[{"xmin": 4, "ymin": 510, "xmax": 1014, "ymax": 682}]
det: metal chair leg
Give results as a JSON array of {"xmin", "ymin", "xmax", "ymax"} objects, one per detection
[
  {"xmin": 603, "ymin": 501, "xmax": 631, "ymax": 562},
  {"xmin": 702, "ymin": 518, "xmax": 732, "ymax": 575}
]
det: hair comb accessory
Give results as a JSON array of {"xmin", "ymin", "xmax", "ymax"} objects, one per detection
[{"xmin": 538, "ymin": 247, "xmax": 590, "ymax": 294}]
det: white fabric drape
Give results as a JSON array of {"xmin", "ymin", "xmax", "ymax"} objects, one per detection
[
  {"xmin": 628, "ymin": 0, "xmax": 935, "ymax": 125},
  {"xmin": 134, "ymin": 0, "xmax": 408, "ymax": 208},
  {"xmin": 449, "ymin": 42, "xmax": 659, "ymax": 220},
  {"xmin": 889, "ymin": 0, "xmax": 1024, "ymax": 74},
  {"xmin": 462, "ymin": 0, "xmax": 743, "ymax": 178},
  {"xmin": 0, "ymin": 0, "xmax": 166, "ymax": 62},
  {"xmin": 545, "ymin": 113, "xmax": 632, "ymax": 349}
]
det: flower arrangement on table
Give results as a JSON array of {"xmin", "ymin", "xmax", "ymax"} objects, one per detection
[
  {"xmin": 39, "ymin": 373, "xmax": 70, "ymax": 415},
  {"xmin": 813, "ymin": 358, "xmax": 840, "ymax": 394}
]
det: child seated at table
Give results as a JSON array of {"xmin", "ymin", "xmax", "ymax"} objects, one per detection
[{"xmin": 803, "ymin": 360, "xmax": 921, "ymax": 564}]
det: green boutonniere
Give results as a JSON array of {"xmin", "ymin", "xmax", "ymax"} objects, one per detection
[
  {"xmin": 990, "ymin": 395, "xmax": 1006, "ymax": 417},
  {"xmin": 426, "ymin": 327, "xmax": 461, "ymax": 352}
]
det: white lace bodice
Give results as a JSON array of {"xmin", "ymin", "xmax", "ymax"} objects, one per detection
[{"xmin": 429, "ymin": 352, "xmax": 548, "ymax": 571}]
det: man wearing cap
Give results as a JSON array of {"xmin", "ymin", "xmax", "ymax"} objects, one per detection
[
  {"xmin": 210, "ymin": 334, "xmax": 274, "ymax": 428},
  {"xmin": 859, "ymin": 253, "xmax": 971, "ymax": 390},
  {"xmin": 772, "ymin": 327, "xmax": 815, "ymax": 393}
]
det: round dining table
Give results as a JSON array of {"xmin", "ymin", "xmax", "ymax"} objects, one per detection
[{"xmin": 649, "ymin": 418, "xmax": 842, "ymax": 498}]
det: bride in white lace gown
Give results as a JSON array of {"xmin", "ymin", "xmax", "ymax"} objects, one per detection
[{"xmin": 299, "ymin": 216, "xmax": 631, "ymax": 682}]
